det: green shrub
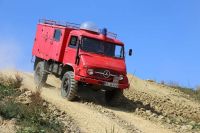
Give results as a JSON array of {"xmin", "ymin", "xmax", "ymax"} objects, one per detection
[
  {"xmin": 0, "ymin": 85, "xmax": 21, "ymax": 100},
  {"xmin": 0, "ymin": 93, "xmax": 64, "ymax": 133}
]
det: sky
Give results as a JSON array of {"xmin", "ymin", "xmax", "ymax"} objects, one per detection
[{"xmin": 0, "ymin": 0, "xmax": 199, "ymax": 88}]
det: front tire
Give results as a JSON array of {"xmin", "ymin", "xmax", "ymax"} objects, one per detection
[
  {"xmin": 61, "ymin": 71, "xmax": 78, "ymax": 101},
  {"xmin": 105, "ymin": 89, "xmax": 123, "ymax": 106},
  {"xmin": 34, "ymin": 61, "xmax": 48, "ymax": 89}
]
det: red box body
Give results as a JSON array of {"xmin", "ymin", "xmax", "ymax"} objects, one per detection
[{"xmin": 32, "ymin": 20, "xmax": 129, "ymax": 89}]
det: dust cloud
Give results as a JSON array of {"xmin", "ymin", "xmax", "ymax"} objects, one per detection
[{"xmin": 0, "ymin": 40, "xmax": 21, "ymax": 69}]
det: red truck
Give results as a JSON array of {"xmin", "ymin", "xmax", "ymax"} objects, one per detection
[{"xmin": 32, "ymin": 19, "xmax": 132, "ymax": 104}]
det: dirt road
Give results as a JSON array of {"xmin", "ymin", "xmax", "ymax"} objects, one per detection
[{"xmin": 6, "ymin": 71, "xmax": 173, "ymax": 133}]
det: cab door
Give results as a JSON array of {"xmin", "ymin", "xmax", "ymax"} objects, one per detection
[{"xmin": 63, "ymin": 35, "xmax": 78, "ymax": 65}]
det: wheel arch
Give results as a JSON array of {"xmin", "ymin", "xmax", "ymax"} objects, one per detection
[
  {"xmin": 60, "ymin": 63, "xmax": 75, "ymax": 79},
  {"xmin": 34, "ymin": 56, "xmax": 44, "ymax": 70}
]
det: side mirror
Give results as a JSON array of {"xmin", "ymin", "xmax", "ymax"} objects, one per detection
[{"xmin": 128, "ymin": 49, "xmax": 133, "ymax": 56}]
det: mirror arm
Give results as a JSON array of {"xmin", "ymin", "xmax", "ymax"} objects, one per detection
[{"xmin": 75, "ymin": 38, "xmax": 81, "ymax": 65}]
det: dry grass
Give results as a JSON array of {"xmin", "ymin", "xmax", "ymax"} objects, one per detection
[
  {"xmin": 196, "ymin": 86, "xmax": 200, "ymax": 92},
  {"xmin": 165, "ymin": 82, "xmax": 200, "ymax": 102},
  {"xmin": 0, "ymin": 72, "xmax": 23, "ymax": 88},
  {"xmin": 105, "ymin": 126, "xmax": 118, "ymax": 133},
  {"xmin": 0, "ymin": 72, "xmax": 64, "ymax": 132}
]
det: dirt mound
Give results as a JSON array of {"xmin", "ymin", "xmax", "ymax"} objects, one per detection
[
  {"xmin": 124, "ymin": 75, "xmax": 200, "ymax": 132},
  {"xmin": 125, "ymin": 88, "xmax": 200, "ymax": 121}
]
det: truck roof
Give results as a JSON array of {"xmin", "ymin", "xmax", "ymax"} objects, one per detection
[
  {"xmin": 39, "ymin": 19, "xmax": 124, "ymax": 46},
  {"xmin": 71, "ymin": 30, "xmax": 124, "ymax": 46}
]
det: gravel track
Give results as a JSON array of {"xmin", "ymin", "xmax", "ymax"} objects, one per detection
[{"xmin": 1, "ymin": 70, "xmax": 177, "ymax": 133}]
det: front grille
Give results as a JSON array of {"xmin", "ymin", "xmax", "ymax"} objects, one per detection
[{"xmin": 93, "ymin": 68, "xmax": 118, "ymax": 81}]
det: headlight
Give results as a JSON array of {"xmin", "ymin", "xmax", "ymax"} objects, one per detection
[
  {"xmin": 87, "ymin": 69, "xmax": 94, "ymax": 75},
  {"xmin": 119, "ymin": 75, "xmax": 124, "ymax": 80}
]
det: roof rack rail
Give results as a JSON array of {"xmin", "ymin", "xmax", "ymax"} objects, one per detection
[
  {"xmin": 107, "ymin": 32, "xmax": 117, "ymax": 39},
  {"xmin": 39, "ymin": 19, "xmax": 117, "ymax": 39},
  {"xmin": 39, "ymin": 19, "xmax": 80, "ymax": 29}
]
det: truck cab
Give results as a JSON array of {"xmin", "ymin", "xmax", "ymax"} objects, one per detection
[{"xmin": 32, "ymin": 19, "xmax": 132, "ymax": 104}]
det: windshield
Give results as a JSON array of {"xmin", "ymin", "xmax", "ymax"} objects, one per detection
[{"xmin": 81, "ymin": 37, "xmax": 124, "ymax": 58}]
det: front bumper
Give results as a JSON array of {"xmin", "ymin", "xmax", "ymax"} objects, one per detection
[{"xmin": 75, "ymin": 75, "xmax": 129, "ymax": 89}]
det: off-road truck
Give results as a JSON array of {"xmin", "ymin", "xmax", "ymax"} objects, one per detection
[{"xmin": 32, "ymin": 19, "xmax": 132, "ymax": 104}]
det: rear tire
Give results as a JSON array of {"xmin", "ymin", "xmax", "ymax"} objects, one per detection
[
  {"xmin": 61, "ymin": 71, "xmax": 78, "ymax": 101},
  {"xmin": 34, "ymin": 61, "xmax": 48, "ymax": 89},
  {"xmin": 105, "ymin": 89, "xmax": 123, "ymax": 106}
]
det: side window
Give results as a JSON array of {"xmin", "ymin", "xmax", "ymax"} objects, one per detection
[
  {"xmin": 53, "ymin": 29, "xmax": 61, "ymax": 41},
  {"xmin": 115, "ymin": 45, "xmax": 123, "ymax": 58},
  {"xmin": 69, "ymin": 36, "xmax": 78, "ymax": 48}
]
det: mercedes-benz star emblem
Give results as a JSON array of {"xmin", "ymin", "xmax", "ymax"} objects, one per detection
[{"xmin": 103, "ymin": 70, "xmax": 110, "ymax": 78}]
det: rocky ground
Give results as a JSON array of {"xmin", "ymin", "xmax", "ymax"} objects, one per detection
[
  {"xmin": 16, "ymin": 89, "xmax": 81, "ymax": 133},
  {"xmin": 0, "ymin": 116, "xmax": 17, "ymax": 133},
  {"xmin": 125, "ymin": 75, "xmax": 200, "ymax": 132},
  {"xmin": 0, "ymin": 70, "xmax": 199, "ymax": 133},
  {"xmin": 0, "ymin": 72, "xmax": 80, "ymax": 133}
]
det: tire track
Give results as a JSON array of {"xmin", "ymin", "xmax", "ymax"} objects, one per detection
[
  {"xmin": 81, "ymin": 101, "xmax": 142, "ymax": 133},
  {"xmin": 80, "ymin": 100, "xmax": 174, "ymax": 133}
]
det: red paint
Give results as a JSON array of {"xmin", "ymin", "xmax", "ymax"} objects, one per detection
[{"xmin": 32, "ymin": 19, "xmax": 129, "ymax": 89}]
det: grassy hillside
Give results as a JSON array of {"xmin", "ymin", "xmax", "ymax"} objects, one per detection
[{"xmin": 0, "ymin": 73, "xmax": 64, "ymax": 133}]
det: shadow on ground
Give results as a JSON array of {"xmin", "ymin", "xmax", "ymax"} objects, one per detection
[
  {"xmin": 76, "ymin": 86, "xmax": 162, "ymax": 116},
  {"xmin": 44, "ymin": 83, "xmax": 57, "ymax": 89},
  {"xmin": 41, "ymin": 82, "xmax": 162, "ymax": 116}
]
